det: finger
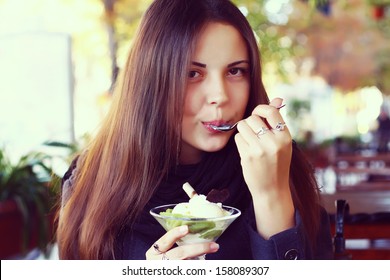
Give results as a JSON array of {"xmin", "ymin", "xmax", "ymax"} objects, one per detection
[
  {"xmin": 236, "ymin": 118, "xmax": 267, "ymax": 147},
  {"xmin": 146, "ymin": 225, "xmax": 188, "ymax": 259},
  {"xmin": 269, "ymin": 97, "xmax": 283, "ymax": 108},
  {"xmin": 234, "ymin": 131, "xmax": 266, "ymax": 161},
  {"xmin": 156, "ymin": 225, "xmax": 189, "ymax": 252},
  {"xmin": 244, "ymin": 115, "xmax": 274, "ymax": 143},
  {"xmin": 171, "ymin": 242, "xmax": 219, "ymax": 260},
  {"xmin": 251, "ymin": 105, "xmax": 283, "ymax": 127},
  {"xmin": 234, "ymin": 132, "xmax": 250, "ymax": 156},
  {"xmin": 245, "ymin": 109, "xmax": 292, "ymax": 149}
]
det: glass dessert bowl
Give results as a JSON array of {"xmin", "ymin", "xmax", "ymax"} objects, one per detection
[
  {"xmin": 150, "ymin": 203, "xmax": 241, "ymax": 260},
  {"xmin": 150, "ymin": 182, "xmax": 241, "ymax": 260}
]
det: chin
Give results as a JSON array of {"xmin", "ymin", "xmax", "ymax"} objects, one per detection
[{"xmin": 201, "ymin": 138, "xmax": 230, "ymax": 152}]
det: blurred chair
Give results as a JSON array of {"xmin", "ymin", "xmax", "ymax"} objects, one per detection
[
  {"xmin": 332, "ymin": 199, "xmax": 390, "ymax": 260},
  {"xmin": 333, "ymin": 200, "xmax": 352, "ymax": 259}
]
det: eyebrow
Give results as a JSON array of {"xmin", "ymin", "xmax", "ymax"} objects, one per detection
[
  {"xmin": 192, "ymin": 61, "xmax": 207, "ymax": 68},
  {"xmin": 191, "ymin": 60, "xmax": 249, "ymax": 68},
  {"xmin": 227, "ymin": 60, "xmax": 250, "ymax": 68}
]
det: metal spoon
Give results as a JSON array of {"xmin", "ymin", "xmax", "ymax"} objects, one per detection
[
  {"xmin": 210, "ymin": 104, "xmax": 286, "ymax": 132},
  {"xmin": 210, "ymin": 122, "xmax": 239, "ymax": 132}
]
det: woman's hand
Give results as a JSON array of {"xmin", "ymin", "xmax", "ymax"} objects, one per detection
[
  {"xmin": 145, "ymin": 225, "xmax": 219, "ymax": 260},
  {"xmin": 234, "ymin": 97, "xmax": 295, "ymax": 238},
  {"xmin": 235, "ymin": 97, "xmax": 292, "ymax": 195}
]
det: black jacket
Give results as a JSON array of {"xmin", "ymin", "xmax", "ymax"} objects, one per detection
[{"xmin": 61, "ymin": 154, "xmax": 334, "ymax": 260}]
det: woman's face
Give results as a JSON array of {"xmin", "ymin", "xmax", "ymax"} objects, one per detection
[{"xmin": 180, "ymin": 22, "xmax": 250, "ymax": 164}]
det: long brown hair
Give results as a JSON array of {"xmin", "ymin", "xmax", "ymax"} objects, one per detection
[{"xmin": 57, "ymin": 0, "xmax": 321, "ymax": 259}]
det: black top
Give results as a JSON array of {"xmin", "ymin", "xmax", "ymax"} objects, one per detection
[{"xmin": 62, "ymin": 153, "xmax": 334, "ymax": 260}]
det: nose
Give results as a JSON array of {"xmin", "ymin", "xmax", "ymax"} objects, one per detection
[{"xmin": 206, "ymin": 74, "xmax": 229, "ymax": 106}]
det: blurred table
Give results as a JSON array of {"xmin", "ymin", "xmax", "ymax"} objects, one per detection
[
  {"xmin": 321, "ymin": 191, "xmax": 390, "ymax": 214},
  {"xmin": 330, "ymin": 153, "xmax": 390, "ymax": 192}
]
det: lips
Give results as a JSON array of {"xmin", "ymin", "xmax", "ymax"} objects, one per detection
[
  {"xmin": 202, "ymin": 120, "xmax": 231, "ymax": 132},
  {"xmin": 203, "ymin": 120, "xmax": 226, "ymax": 127}
]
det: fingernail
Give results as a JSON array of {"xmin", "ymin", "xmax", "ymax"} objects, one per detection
[
  {"xmin": 269, "ymin": 97, "xmax": 284, "ymax": 105},
  {"xmin": 210, "ymin": 243, "xmax": 219, "ymax": 251},
  {"xmin": 179, "ymin": 225, "xmax": 188, "ymax": 234}
]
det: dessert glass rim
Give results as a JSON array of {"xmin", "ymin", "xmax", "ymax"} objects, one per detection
[{"xmin": 149, "ymin": 203, "xmax": 241, "ymax": 222}]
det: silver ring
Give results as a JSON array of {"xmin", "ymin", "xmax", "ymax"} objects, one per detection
[
  {"xmin": 153, "ymin": 243, "xmax": 162, "ymax": 253},
  {"xmin": 274, "ymin": 122, "xmax": 287, "ymax": 131},
  {"xmin": 255, "ymin": 127, "xmax": 269, "ymax": 137},
  {"xmin": 153, "ymin": 243, "xmax": 169, "ymax": 260}
]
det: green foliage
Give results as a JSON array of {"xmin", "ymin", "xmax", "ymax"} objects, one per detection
[
  {"xmin": 285, "ymin": 98, "xmax": 312, "ymax": 141},
  {"xmin": 287, "ymin": 98, "xmax": 311, "ymax": 120},
  {"xmin": 233, "ymin": 0, "xmax": 292, "ymax": 77},
  {"xmin": 367, "ymin": 0, "xmax": 390, "ymax": 6},
  {"xmin": 0, "ymin": 148, "xmax": 61, "ymax": 257},
  {"xmin": 232, "ymin": 0, "xmax": 325, "ymax": 79},
  {"xmin": 102, "ymin": 0, "xmax": 153, "ymax": 67},
  {"xmin": 43, "ymin": 133, "xmax": 91, "ymax": 167},
  {"xmin": 0, "ymin": 134, "xmax": 89, "ymax": 257},
  {"xmin": 375, "ymin": 48, "xmax": 390, "ymax": 94}
]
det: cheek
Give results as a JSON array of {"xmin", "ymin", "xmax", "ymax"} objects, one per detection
[
  {"xmin": 183, "ymin": 87, "xmax": 204, "ymax": 116},
  {"xmin": 232, "ymin": 84, "xmax": 250, "ymax": 115},
  {"xmin": 183, "ymin": 98, "xmax": 196, "ymax": 117}
]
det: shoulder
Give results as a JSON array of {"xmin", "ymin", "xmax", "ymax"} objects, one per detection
[
  {"xmin": 61, "ymin": 155, "xmax": 80, "ymax": 186},
  {"xmin": 61, "ymin": 151, "xmax": 87, "ymax": 205}
]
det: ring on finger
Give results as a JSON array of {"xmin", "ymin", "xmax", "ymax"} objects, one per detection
[
  {"xmin": 153, "ymin": 243, "xmax": 169, "ymax": 260},
  {"xmin": 255, "ymin": 127, "xmax": 269, "ymax": 137},
  {"xmin": 153, "ymin": 243, "xmax": 162, "ymax": 253},
  {"xmin": 273, "ymin": 122, "xmax": 287, "ymax": 131}
]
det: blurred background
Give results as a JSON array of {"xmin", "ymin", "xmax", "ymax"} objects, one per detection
[{"xmin": 1, "ymin": 0, "xmax": 390, "ymax": 260}]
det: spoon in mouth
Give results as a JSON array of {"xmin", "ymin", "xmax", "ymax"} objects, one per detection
[
  {"xmin": 210, "ymin": 122, "xmax": 239, "ymax": 132},
  {"xmin": 210, "ymin": 104, "xmax": 286, "ymax": 132}
]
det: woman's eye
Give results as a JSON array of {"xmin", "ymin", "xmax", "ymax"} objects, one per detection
[
  {"xmin": 228, "ymin": 67, "xmax": 246, "ymax": 76},
  {"xmin": 188, "ymin": 71, "xmax": 201, "ymax": 78}
]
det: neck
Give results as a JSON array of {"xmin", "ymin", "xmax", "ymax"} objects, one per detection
[{"xmin": 179, "ymin": 143, "xmax": 204, "ymax": 165}]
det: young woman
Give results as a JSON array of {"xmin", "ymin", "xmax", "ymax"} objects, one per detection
[{"xmin": 57, "ymin": 0, "xmax": 333, "ymax": 260}]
